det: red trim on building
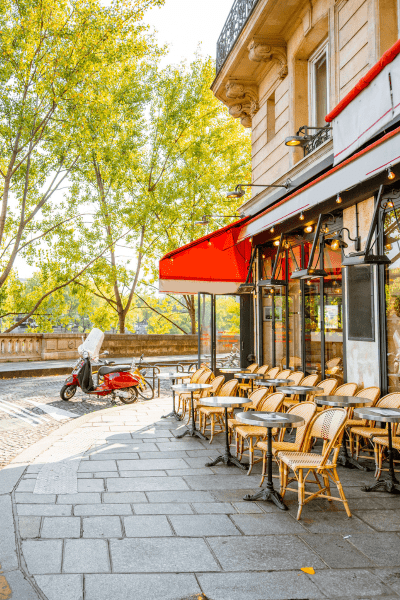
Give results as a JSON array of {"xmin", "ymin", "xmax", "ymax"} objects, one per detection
[
  {"xmin": 242, "ymin": 124, "xmax": 400, "ymax": 234},
  {"xmin": 325, "ymin": 39, "xmax": 400, "ymax": 123}
]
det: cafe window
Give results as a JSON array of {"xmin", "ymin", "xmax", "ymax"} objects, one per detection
[
  {"xmin": 384, "ymin": 204, "xmax": 400, "ymax": 392},
  {"xmin": 309, "ymin": 43, "xmax": 329, "ymax": 128}
]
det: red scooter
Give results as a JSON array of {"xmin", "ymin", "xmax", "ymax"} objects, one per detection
[{"xmin": 60, "ymin": 351, "xmax": 148, "ymax": 404}]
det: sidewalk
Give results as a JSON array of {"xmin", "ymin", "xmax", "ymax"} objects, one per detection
[
  {"xmin": 0, "ymin": 354, "xmax": 199, "ymax": 379},
  {"xmin": 1, "ymin": 396, "xmax": 399, "ymax": 600}
]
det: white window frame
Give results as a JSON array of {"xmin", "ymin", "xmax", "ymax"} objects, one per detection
[{"xmin": 309, "ymin": 42, "xmax": 329, "ymax": 127}]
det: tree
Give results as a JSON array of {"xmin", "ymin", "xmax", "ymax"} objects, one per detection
[
  {"xmin": 0, "ymin": 0, "xmax": 163, "ymax": 331},
  {"xmin": 71, "ymin": 53, "xmax": 251, "ymax": 334}
]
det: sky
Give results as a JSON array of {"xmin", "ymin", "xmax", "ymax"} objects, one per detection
[{"xmin": 14, "ymin": 0, "xmax": 235, "ymax": 279}]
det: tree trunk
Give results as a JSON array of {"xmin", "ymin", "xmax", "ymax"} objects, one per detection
[{"xmin": 118, "ymin": 311, "xmax": 125, "ymax": 334}]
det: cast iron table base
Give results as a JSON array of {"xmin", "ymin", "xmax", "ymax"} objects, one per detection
[
  {"xmin": 161, "ymin": 381, "xmax": 183, "ymax": 421},
  {"xmin": 205, "ymin": 406, "xmax": 247, "ymax": 470},
  {"xmin": 243, "ymin": 426, "xmax": 288, "ymax": 510},
  {"xmin": 338, "ymin": 429, "xmax": 372, "ymax": 471},
  {"xmin": 176, "ymin": 390, "xmax": 208, "ymax": 441}
]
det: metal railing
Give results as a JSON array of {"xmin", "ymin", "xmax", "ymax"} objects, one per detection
[
  {"xmin": 216, "ymin": 0, "xmax": 260, "ymax": 73},
  {"xmin": 304, "ymin": 126, "xmax": 332, "ymax": 156}
]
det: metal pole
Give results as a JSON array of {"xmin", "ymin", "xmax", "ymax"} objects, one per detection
[{"xmin": 197, "ymin": 293, "xmax": 201, "ymax": 369}]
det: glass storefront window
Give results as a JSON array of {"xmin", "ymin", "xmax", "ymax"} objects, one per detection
[
  {"xmin": 384, "ymin": 210, "xmax": 400, "ymax": 392},
  {"xmin": 288, "ymin": 245, "xmax": 302, "ymax": 371},
  {"xmin": 215, "ymin": 295, "xmax": 240, "ymax": 363},
  {"xmin": 323, "ymin": 246, "xmax": 343, "ymax": 378},
  {"xmin": 304, "ymin": 278, "xmax": 321, "ymax": 374}
]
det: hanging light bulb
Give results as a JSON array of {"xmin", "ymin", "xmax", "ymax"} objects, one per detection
[
  {"xmin": 306, "ymin": 279, "xmax": 312, "ymax": 285},
  {"xmin": 304, "ymin": 225, "xmax": 313, "ymax": 234},
  {"xmin": 262, "ymin": 253, "xmax": 265, "ymax": 259},
  {"xmin": 249, "ymin": 237, "xmax": 253, "ymax": 242},
  {"xmin": 299, "ymin": 212, "xmax": 305, "ymax": 221},
  {"xmin": 385, "ymin": 242, "xmax": 393, "ymax": 250},
  {"xmin": 208, "ymin": 240, "xmax": 212, "ymax": 246},
  {"xmin": 270, "ymin": 226, "xmax": 275, "ymax": 233},
  {"xmin": 331, "ymin": 239, "xmax": 340, "ymax": 251},
  {"xmin": 170, "ymin": 257, "xmax": 174, "ymax": 262},
  {"xmin": 387, "ymin": 200, "xmax": 394, "ymax": 208},
  {"xmin": 388, "ymin": 167, "xmax": 395, "ymax": 180},
  {"xmin": 336, "ymin": 194, "xmax": 342, "ymax": 204},
  {"xmin": 273, "ymin": 240, "xmax": 280, "ymax": 246}
]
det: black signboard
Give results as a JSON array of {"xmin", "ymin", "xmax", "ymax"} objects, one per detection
[{"xmin": 347, "ymin": 265, "xmax": 375, "ymax": 341}]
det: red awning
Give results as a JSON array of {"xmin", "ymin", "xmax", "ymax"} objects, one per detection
[{"xmin": 159, "ymin": 217, "xmax": 252, "ymax": 295}]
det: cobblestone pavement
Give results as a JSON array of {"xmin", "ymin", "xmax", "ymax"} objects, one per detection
[
  {"xmin": 0, "ymin": 374, "xmax": 170, "ymax": 469},
  {"xmin": 1, "ymin": 397, "xmax": 400, "ymax": 599}
]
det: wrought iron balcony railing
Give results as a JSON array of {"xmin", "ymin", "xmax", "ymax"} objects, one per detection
[
  {"xmin": 304, "ymin": 126, "xmax": 332, "ymax": 156},
  {"xmin": 216, "ymin": 0, "xmax": 260, "ymax": 74}
]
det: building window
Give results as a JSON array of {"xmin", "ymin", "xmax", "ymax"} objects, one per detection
[
  {"xmin": 267, "ymin": 92, "xmax": 275, "ymax": 142},
  {"xmin": 309, "ymin": 44, "xmax": 329, "ymax": 128}
]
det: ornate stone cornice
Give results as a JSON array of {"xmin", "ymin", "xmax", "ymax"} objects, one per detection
[
  {"xmin": 224, "ymin": 81, "xmax": 258, "ymax": 128},
  {"xmin": 247, "ymin": 40, "xmax": 288, "ymax": 79}
]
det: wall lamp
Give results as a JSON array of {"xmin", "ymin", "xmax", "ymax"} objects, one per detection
[
  {"xmin": 291, "ymin": 214, "xmax": 328, "ymax": 279},
  {"xmin": 194, "ymin": 214, "xmax": 239, "ymax": 225},
  {"xmin": 285, "ymin": 125, "xmax": 332, "ymax": 147},
  {"xmin": 258, "ymin": 234, "xmax": 287, "ymax": 288},
  {"xmin": 226, "ymin": 181, "xmax": 291, "ymax": 199},
  {"xmin": 326, "ymin": 228, "xmax": 360, "ymax": 252}
]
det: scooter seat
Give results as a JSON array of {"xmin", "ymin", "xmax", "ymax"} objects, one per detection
[{"xmin": 98, "ymin": 365, "xmax": 131, "ymax": 376}]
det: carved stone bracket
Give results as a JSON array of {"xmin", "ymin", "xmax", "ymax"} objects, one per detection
[
  {"xmin": 224, "ymin": 81, "xmax": 258, "ymax": 128},
  {"xmin": 247, "ymin": 40, "xmax": 288, "ymax": 79}
]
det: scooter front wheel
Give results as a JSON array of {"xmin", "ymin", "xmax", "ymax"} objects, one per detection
[
  {"xmin": 60, "ymin": 385, "xmax": 77, "ymax": 401},
  {"xmin": 119, "ymin": 387, "xmax": 138, "ymax": 404}
]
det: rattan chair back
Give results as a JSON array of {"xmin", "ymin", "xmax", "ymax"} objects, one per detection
[
  {"xmin": 257, "ymin": 364, "xmax": 270, "ymax": 375},
  {"xmin": 335, "ymin": 382, "xmax": 357, "ymax": 396},
  {"xmin": 277, "ymin": 369, "xmax": 292, "ymax": 379},
  {"xmin": 266, "ymin": 367, "xmax": 280, "ymax": 378},
  {"xmin": 208, "ymin": 375, "xmax": 225, "ymax": 396},
  {"xmin": 300, "ymin": 374, "xmax": 319, "ymax": 386},
  {"xmin": 247, "ymin": 387, "xmax": 270, "ymax": 409},
  {"xmin": 219, "ymin": 379, "xmax": 239, "ymax": 397},
  {"xmin": 190, "ymin": 368, "xmax": 206, "ymax": 383},
  {"xmin": 258, "ymin": 392, "xmax": 285, "ymax": 412},
  {"xmin": 314, "ymin": 378, "xmax": 338, "ymax": 396},
  {"xmin": 279, "ymin": 401, "xmax": 318, "ymax": 444},
  {"xmin": 304, "ymin": 408, "xmax": 347, "ymax": 466},
  {"xmin": 355, "ymin": 387, "xmax": 380, "ymax": 403},
  {"xmin": 326, "ymin": 357, "xmax": 342, "ymax": 369},
  {"xmin": 247, "ymin": 363, "xmax": 259, "ymax": 373},
  {"xmin": 287, "ymin": 371, "xmax": 305, "ymax": 386}
]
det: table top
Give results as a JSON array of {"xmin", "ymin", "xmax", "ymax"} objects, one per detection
[
  {"xmin": 276, "ymin": 385, "xmax": 322, "ymax": 394},
  {"xmin": 199, "ymin": 396, "xmax": 251, "ymax": 408},
  {"xmin": 315, "ymin": 395, "xmax": 373, "ymax": 407},
  {"xmin": 236, "ymin": 411, "xmax": 305, "ymax": 428},
  {"xmin": 235, "ymin": 372, "xmax": 263, "ymax": 380},
  {"xmin": 156, "ymin": 372, "xmax": 191, "ymax": 380},
  {"xmin": 354, "ymin": 406, "xmax": 400, "ymax": 423},
  {"xmin": 257, "ymin": 378, "xmax": 294, "ymax": 386},
  {"xmin": 171, "ymin": 383, "xmax": 212, "ymax": 392},
  {"xmin": 219, "ymin": 367, "xmax": 247, "ymax": 374}
]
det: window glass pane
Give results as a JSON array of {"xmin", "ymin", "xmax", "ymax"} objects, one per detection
[
  {"xmin": 262, "ymin": 288, "xmax": 274, "ymax": 367},
  {"xmin": 288, "ymin": 245, "xmax": 302, "ymax": 371},
  {"xmin": 199, "ymin": 294, "xmax": 212, "ymax": 365},
  {"xmin": 215, "ymin": 295, "xmax": 240, "ymax": 364},
  {"xmin": 385, "ymin": 210, "xmax": 400, "ymax": 392},
  {"xmin": 275, "ymin": 287, "xmax": 287, "ymax": 368},
  {"xmin": 304, "ymin": 278, "xmax": 321, "ymax": 374},
  {"xmin": 323, "ymin": 246, "xmax": 343, "ymax": 378},
  {"xmin": 315, "ymin": 53, "xmax": 327, "ymax": 127}
]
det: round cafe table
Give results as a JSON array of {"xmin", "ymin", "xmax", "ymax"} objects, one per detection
[
  {"xmin": 219, "ymin": 367, "xmax": 247, "ymax": 374},
  {"xmin": 172, "ymin": 383, "xmax": 212, "ymax": 441},
  {"xmin": 156, "ymin": 372, "xmax": 191, "ymax": 421},
  {"xmin": 354, "ymin": 406, "xmax": 400, "ymax": 494},
  {"xmin": 276, "ymin": 385, "xmax": 322, "ymax": 403},
  {"xmin": 198, "ymin": 396, "xmax": 250, "ymax": 470},
  {"xmin": 257, "ymin": 378, "xmax": 294, "ymax": 390},
  {"xmin": 234, "ymin": 372, "xmax": 263, "ymax": 394},
  {"xmin": 236, "ymin": 411, "xmax": 305, "ymax": 510},
  {"xmin": 315, "ymin": 396, "xmax": 373, "ymax": 470}
]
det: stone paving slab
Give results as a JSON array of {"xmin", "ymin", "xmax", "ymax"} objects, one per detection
[{"xmin": 2, "ymin": 394, "xmax": 400, "ymax": 599}]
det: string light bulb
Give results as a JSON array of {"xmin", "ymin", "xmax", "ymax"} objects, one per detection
[
  {"xmin": 331, "ymin": 240, "xmax": 340, "ymax": 251},
  {"xmin": 208, "ymin": 240, "xmax": 212, "ymax": 246},
  {"xmin": 170, "ymin": 257, "xmax": 174, "ymax": 262},
  {"xmin": 306, "ymin": 279, "xmax": 312, "ymax": 285},
  {"xmin": 262, "ymin": 253, "xmax": 265, "ymax": 259},
  {"xmin": 387, "ymin": 200, "xmax": 394, "ymax": 208},
  {"xmin": 270, "ymin": 226, "xmax": 275, "ymax": 233},
  {"xmin": 388, "ymin": 167, "xmax": 395, "ymax": 180},
  {"xmin": 304, "ymin": 225, "xmax": 313, "ymax": 234},
  {"xmin": 336, "ymin": 194, "xmax": 342, "ymax": 204},
  {"xmin": 273, "ymin": 240, "xmax": 280, "ymax": 246},
  {"xmin": 299, "ymin": 212, "xmax": 305, "ymax": 221}
]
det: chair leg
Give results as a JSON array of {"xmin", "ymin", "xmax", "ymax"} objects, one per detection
[
  {"xmin": 322, "ymin": 473, "xmax": 332, "ymax": 501},
  {"xmin": 355, "ymin": 434, "xmax": 360, "ymax": 460},
  {"xmin": 297, "ymin": 469, "xmax": 305, "ymax": 520},
  {"xmin": 247, "ymin": 437, "xmax": 254, "ymax": 475},
  {"xmin": 332, "ymin": 468, "xmax": 351, "ymax": 517},
  {"xmin": 260, "ymin": 451, "xmax": 266, "ymax": 487},
  {"xmin": 375, "ymin": 443, "xmax": 382, "ymax": 479},
  {"xmin": 348, "ymin": 430, "xmax": 354, "ymax": 456}
]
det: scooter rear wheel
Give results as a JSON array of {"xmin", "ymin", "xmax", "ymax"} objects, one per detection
[
  {"xmin": 60, "ymin": 385, "xmax": 77, "ymax": 401},
  {"xmin": 137, "ymin": 379, "xmax": 154, "ymax": 400},
  {"xmin": 120, "ymin": 387, "xmax": 138, "ymax": 404}
]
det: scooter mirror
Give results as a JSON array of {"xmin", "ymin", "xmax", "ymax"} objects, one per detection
[{"xmin": 103, "ymin": 351, "xmax": 109, "ymax": 356}]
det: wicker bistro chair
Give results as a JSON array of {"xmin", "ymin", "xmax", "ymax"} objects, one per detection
[
  {"xmin": 199, "ymin": 379, "xmax": 239, "ymax": 442},
  {"xmin": 227, "ymin": 387, "xmax": 270, "ymax": 442},
  {"xmin": 372, "ymin": 433, "xmax": 400, "ymax": 479},
  {"xmin": 278, "ymin": 408, "xmax": 351, "ymax": 520},
  {"xmin": 238, "ymin": 364, "xmax": 269, "ymax": 396},
  {"xmin": 313, "ymin": 379, "xmax": 339, "ymax": 412},
  {"xmin": 277, "ymin": 369, "xmax": 292, "ymax": 380},
  {"xmin": 178, "ymin": 369, "xmax": 212, "ymax": 418},
  {"xmin": 235, "ymin": 392, "xmax": 285, "ymax": 474},
  {"xmin": 346, "ymin": 387, "xmax": 381, "ymax": 454},
  {"xmin": 283, "ymin": 373, "xmax": 320, "ymax": 410},
  {"xmin": 348, "ymin": 393, "xmax": 400, "ymax": 460},
  {"xmin": 257, "ymin": 402, "xmax": 317, "ymax": 486},
  {"xmin": 335, "ymin": 382, "xmax": 358, "ymax": 397},
  {"xmin": 266, "ymin": 367, "xmax": 280, "ymax": 379},
  {"xmin": 194, "ymin": 375, "xmax": 225, "ymax": 424}
]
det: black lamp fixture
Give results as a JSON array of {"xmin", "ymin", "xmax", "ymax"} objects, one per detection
[
  {"xmin": 291, "ymin": 214, "xmax": 328, "ymax": 279},
  {"xmin": 326, "ymin": 227, "xmax": 361, "ymax": 252},
  {"xmin": 342, "ymin": 185, "xmax": 391, "ymax": 266},
  {"xmin": 258, "ymin": 234, "xmax": 287, "ymax": 288},
  {"xmin": 237, "ymin": 247, "xmax": 257, "ymax": 294},
  {"xmin": 194, "ymin": 214, "xmax": 239, "ymax": 225},
  {"xmin": 226, "ymin": 181, "xmax": 291, "ymax": 199},
  {"xmin": 285, "ymin": 125, "xmax": 332, "ymax": 147}
]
